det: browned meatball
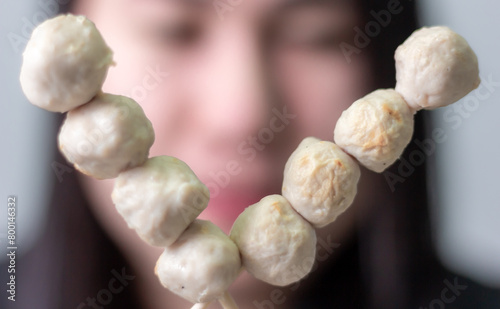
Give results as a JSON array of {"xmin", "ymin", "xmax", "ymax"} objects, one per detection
[
  {"xmin": 230, "ymin": 195, "xmax": 316, "ymax": 286},
  {"xmin": 334, "ymin": 89, "xmax": 414, "ymax": 172},
  {"xmin": 283, "ymin": 138, "xmax": 361, "ymax": 226}
]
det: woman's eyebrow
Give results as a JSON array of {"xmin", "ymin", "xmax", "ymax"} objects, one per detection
[
  {"xmin": 268, "ymin": 0, "xmax": 355, "ymax": 21},
  {"xmin": 280, "ymin": 0, "xmax": 350, "ymax": 8},
  {"xmin": 270, "ymin": 0, "xmax": 357, "ymax": 22},
  {"xmin": 178, "ymin": 0, "xmax": 212, "ymax": 9},
  {"xmin": 181, "ymin": 0, "xmax": 348, "ymax": 11}
]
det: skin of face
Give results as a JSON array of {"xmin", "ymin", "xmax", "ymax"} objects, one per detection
[{"xmin": 72, "ymin": 0, "xmax": 376, "ymax": 308}]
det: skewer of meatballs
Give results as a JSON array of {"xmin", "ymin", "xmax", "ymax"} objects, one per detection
[{"xmin": 20, "ymin": 14, "xmax": 480, "ymax": 308}]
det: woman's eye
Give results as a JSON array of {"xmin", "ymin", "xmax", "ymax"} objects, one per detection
[
  {"xmin": 303, "ymin": 32, "xmax": 341, "ymax": 50},
  {"xmin": 154, "ymin": 22, "xmax": 202, "ymax": 47},
  {"xmin": 269, "ymin": 30, "xmax": 342, "ymax": 53}
]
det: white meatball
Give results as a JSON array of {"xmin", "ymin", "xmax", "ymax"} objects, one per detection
[
  {"xmin": 334, "ymin": 89, "xmax": 414, "ymax": 173},
  {"xmin": 282, "ymin": 138, "xmax": 360, "ymax": 227},
  {"xmin": 58, "ymin": 93, "xmax": 154, "ymax": 179},
  {"xmin": 112, "ymin": 156, "xmax": 210, "ymax": 247},
  {"xmin": 20, "ymin": 14, "xmax": 113, "ymax": 112},
  {"xmin": 230, "ymin": 195, "xmax": 316, "ymax": 286},
  {"xmin": 395, "ymin": 26, "xmax": 480, "ymax": 111},
  {"xmin": 155, "ymin": 220, "xmax": 241, "ymax": 304}
]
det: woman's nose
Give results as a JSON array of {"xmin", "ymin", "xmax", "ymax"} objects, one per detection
[{"xmin": 193, "ymin": 24, "xmax": 272, "ymax": 146}]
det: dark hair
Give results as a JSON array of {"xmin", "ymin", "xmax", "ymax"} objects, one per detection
[{"xmin": 8, "ymin": 1, "xmax": 497, "ymax": 309}]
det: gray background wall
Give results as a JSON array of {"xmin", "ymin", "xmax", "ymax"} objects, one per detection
[{"xmin": 419, "ymin": 0, "xmax": 500, "ymax": 287}]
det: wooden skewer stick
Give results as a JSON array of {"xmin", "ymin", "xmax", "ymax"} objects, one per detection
[
  {"xmin": 190, "ymin": 302, "xmax": 212, "ymax": 309},
  {"xmin": 218, "ymin": 291, "xmax": 239, "ymax": 309}
]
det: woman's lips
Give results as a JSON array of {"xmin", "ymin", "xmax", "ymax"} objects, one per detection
[
  {"xmin": 199, "ymin": 191, "xmax": 269, "ymax": 234},
  {"xmin": 215, "ymin": 192, "xmax": 260, "ymax": 217}
]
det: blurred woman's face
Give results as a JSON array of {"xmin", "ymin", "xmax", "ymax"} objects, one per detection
[{"xmin": 74, "ymin": 0, "xmax": 373, "ymax": 307}]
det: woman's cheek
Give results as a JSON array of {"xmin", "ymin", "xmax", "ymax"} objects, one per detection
[{"xmin": 272, "ymin": 50, "xmax": 372, "ymax": 141}]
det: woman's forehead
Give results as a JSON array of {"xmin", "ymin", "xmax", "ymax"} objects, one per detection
[{"xmin": 101, "ymin": 0, "xmax": 358, "ymax": 23}]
